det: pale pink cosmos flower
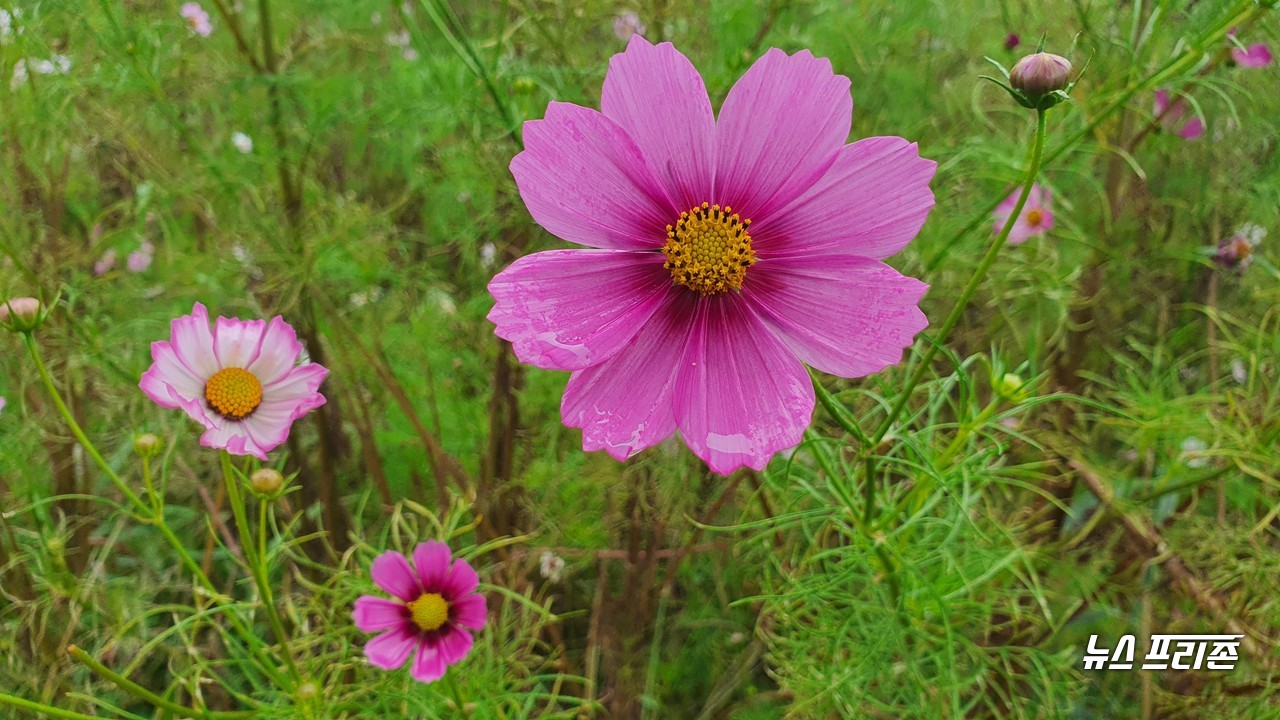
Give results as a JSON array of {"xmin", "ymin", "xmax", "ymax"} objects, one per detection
[
  {"xmin": 128, "ymin": 240, "xmax": 154, "ymax": 273},
  {"xmin": 94, "ymin": 248, "xmax": 117, "ymax": 276},
  {"xmin": 180, "ymin": 3, "xmax": 213, "ymax": 37},
  {"xmin": 353, "ymin": 542, "xmax": 487, "ymax": 684},
  {"xmin": 1153, "ymin": 89, "xmax": 1204, "ymax": 140},
  {"xmin": 139, "ymin": 303, "xmax": 327, "ymax": 459},
  {"xmin": 1231, "ymin": 43, "xmax": 1273, "ymax": 68},
  {"xmin": 489, "ymin": 37, "xmax": 934, "ymax": 474},
  {"xmin": 993, "ymin": 183, "xmax": 1053, "ymax": 245},
  {"xmin": 613, "ymin": 11, "xmax": 646, "ymax": 41}
]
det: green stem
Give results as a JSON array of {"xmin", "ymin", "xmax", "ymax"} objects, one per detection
[
  {"xmin": 23, "ymin": 333, "xmax": 147, "ymax": 513},
  {"xmin": 220, "ymin": 453, "xmax": 301, "ymax": 685},
  {"xmin": 68, "ymin": 646, "xmax": 256, "ymax": 719},
  {"xmin": 873, "ymin": 109, "xmax": 1049, "ymax": 447},
  {"xmin": 0, "ymin": 693, "xmax": 106, "ymax": 720}
]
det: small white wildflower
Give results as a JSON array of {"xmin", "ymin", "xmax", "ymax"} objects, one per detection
[
  {"xmin": 539, "ymin": 551, "xmax": 565, "ymax": 583},
  {"xmin": 1230, "ymin": 358, "xmax": 1247, "ymax": 385},
  {"xmin": 231, "ymin": 131, "xmax": 253, "ymax": 154},
  {"xmin": 1180, "ymin": 437, "xmax": 1208, "ymax": 469},
  {"xmin": 480, "ymin": 242, "xmax": 496, "ymax": 267}
]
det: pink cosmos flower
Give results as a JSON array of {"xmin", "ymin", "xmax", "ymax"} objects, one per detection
[
  {"xmin": 993, "ymin": 183, "xmax": 1053, "ymax": 245},
  {"xmin": 488, "ymin": 37, "xmax": 934, "ymax": 474},
  {"xmin": 94, "ymin": 248, "xmax": 117, "ymax": 276},
  {"xmin": 353, "ymin": 542, "xmax": 487, "ymax": 684},
  {"xmin": 1153, "ymin": 89, "xmax": 1204, "ymax": 140},
  {"xmin": 128, "ymin": 241, "xmax": 154, "ymax": 273},
  {"xmin": 613, "ymin": 11, "xmax": 646, "ymax": 41},
  {"xmin": 180, "ymin": 3, "xmax": 213, "ymax": 37},
  {"xmin": 139, "ymin": 303, "xmax": 327, "ymax": 460},
  {"xmin": 1231, "ymin": 43, "xmax": 1273, "ymax": 68}
]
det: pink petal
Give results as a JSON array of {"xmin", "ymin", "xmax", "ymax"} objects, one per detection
[
  {"xmin": 262, "ymin": 363, "xmax": 328, "ymax": 402},
  {"xmin": 673, "ymin": 296, "xmax": 814, "ymax": 475},
  {"xmin": 441, "ymin": 557, "xmax": 479, "ymax": 600},
  {"xmin": 487, "ymin": 249, "xmax": 674, "ymax": 371},
  {"xmin": 140, "ymin": 341, "xmax": 205, "ymax": 408},
  {"xmin": 510, "ymin": 102, "xmax": 675, "ymax": 250},
  {"xmin": 714, "ymin": 49, "xmax": 851, "ymax": 221},
  {"xmin": 601, "ymin": 35, "xmax": 715, "ymax": 209},
  {"xmin": 450, "ymin": 593, "xmax": 487, "ymax": 630},
  {"xmin": 436, "ymin": 626, "xmax": 475, "ymax": 665},
  {"xmin": 745, "ymin": 254, "xmax": 928, "ymax": 378},
  {"xmin": 371, "ymin": 551, "xmax": 421, "ymax": 601},
  {"xmin": 365, "ymin": 626, "xmax": 418, "ymax": 670},
  {"xmin": 561, "ymin": 293, "xmax": 695, "ymax": 461},
  {"xmin": 213, "ymin": 316, "xmax": 267, "ymax": 369},
  {"xmin": 1179, "ymin": 117, "xmax": 1204, "ymax": 140},
  {"xmin": 247, "ymin": 316, "xmax": 303, "ymax": 384},
  {"xmin": 750, "ymin": 137, "xmax": 936, "ymax": 260},
  {"xmin": 410, "ymin": 640, "xmax": 447, "ymax": 683},
  {"xmin": 199, "ymin": 422, "xmax": 260, "ymax": 459},
  {"xmin": 170, "ymin": 303, "xmax": 218, "ymax": 378},
  {"xmin": 413, "ymin": 541, "xmax": 452, "ymax": 593},
  {"xmin": 239, "ymin": 410, "xmax": 294, "ymax": 458},
  {"xmin": 353, "ymin": 596, "xmax": 409, "ymax": 632},
  {"xmin": 1233, "ymin": 43, "xmax": 1272, "ymax": 68}
]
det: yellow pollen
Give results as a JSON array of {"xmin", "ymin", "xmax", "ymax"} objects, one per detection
[
  {"xmin": 1026, "ymin": 209, "xmax": 1044, "ymax": 227},
  {"xmin": 661, "ymin": 202, "xmax": 756, "ymax": 296},
  {"xmin": 204, "ymin": 367, "xmax": 263, "ymax": 420},
  {"xmin": 406, "ymin": 592, "xmax": 450, "ymax": 632}
]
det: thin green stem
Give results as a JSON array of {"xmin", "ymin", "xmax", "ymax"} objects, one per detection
[
  {"xmin": 221, "ymin": 453, "xmax": 301, "ymax": 686},
  {"xmin": 810, "ymin": 372, "xmax": 869, "ymax": 447},
  {"xmin": 873, "ymin": 109, "xmax": 1049, "ymax": 447},
  {"xmin": 23, "ymin": 333, "xmax": 147, "ymax": 513},
  {"xmin": 0, "ymin": 693, "xmax": 106, "ymax": 720},
  {"xmin": 68, "ymin": 646, "xmax": 256, "ymax": 720}
]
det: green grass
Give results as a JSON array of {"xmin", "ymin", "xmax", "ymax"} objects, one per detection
[{"xmin": 2, "ymin": 0, "xmax": 1279, "ymax": 718}]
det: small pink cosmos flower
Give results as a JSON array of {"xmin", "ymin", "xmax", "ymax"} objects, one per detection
[
  {"xmin": 993, "ymin": 183, "xmax": 1053, "ymax": 245},
  {"xmin": 180, "ymin": 3, "xmax": 213, "ymax": 37},
  {"xmin": 93, "ymin": 248, "xmax": 117, "ymax": 276},
  {"xmin": 353, "ymin": 542, "xmax": 487, "ymax": 684},
  {"xmin": 489, "ymin": 37, "xmax": 934, "ymax": 474},
  {"xmin": 1153, "ymin": 89, "xmax": 1204, "ymax": 140},
  {"xmin": 139, "ymin": 303, "xmax": 327, "ymax": 460},
  {"xmin": 613, "ymin": 11, "xmax": 646, "ymax": 41},
  {"xmin": 1231, "ymin": 43, "xmax": 1273, "ymax": 68}
]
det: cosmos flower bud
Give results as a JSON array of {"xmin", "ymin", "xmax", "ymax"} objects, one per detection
[
  {"xmin": 1009, "ymin": 52, "xmax": 1072, "ymax": 99},
  {"xmin": 0, "ymin": 297, "xmax": 43, "ymax": 333},
  {"xmin": 251, "ymin": 468, "xmax": 284, "ymax": 495},
  {"xmin": 997, "ymin": 373, "xmax": 1030, "ymax": 403},
  {"xmin": 133, "ymin": 433, "xmax": 162, "ymax": 457}
]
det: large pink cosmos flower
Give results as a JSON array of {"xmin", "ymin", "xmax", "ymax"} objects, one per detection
[
  {"xmin": 1153, "ymin": 89, "xmax": 1204, "ymax": 141},
  {"xmin": 488, "ymin": 37, "xmax": 935, "ymax": 474},
  {"xmin": 353, "ymin": 542, "xmax": 487, "ymax": 684},
  {"xmin": 139, "ymin": 303, "xmax": 327, "ymax": 460},
  {"xmin": 993, "ymin": 183, "xmax": 1053, "ymax": 245}
]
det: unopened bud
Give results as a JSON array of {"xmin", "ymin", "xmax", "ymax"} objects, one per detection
[
  {"xmin": 997, "ymin": 373, "xmax": 1030, "ymax": 403},
  {"xmin": 0, "ymin": 297, "xmax": 42, "ymax": 332},
  {"xmin": 1009, "ymin": 52, "xmax": 1072, "ymax": 102},
  {"xmin": 133, "ymin": 433, "xmax": 161, "ymax": 457},
  {"xmin": 251, "ymin": 468, "xmax": 284, "ymax": 495},
  {"xmin": 296, "ymin": 681, "xmax": 318, "ymax": 700}
]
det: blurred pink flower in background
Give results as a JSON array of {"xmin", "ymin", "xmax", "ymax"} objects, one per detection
[
  {"xmin": 94, "ymin": 248, "xmax": 118, "ymax": 276},
  {"xmin": 353, "ymin": 542, "xmax": 487, "ymax": 684},
  {"xmin": 993, "ymin": 183, "xmax": 1053, "ymax": 245},
  {"xmin": 1214, "ymin": 222, "xmax": 1266, "ymax": 273},
  {"xmin": 139, "ymin": 303, "xmax": 327, "ymax": 459},
  {"xmin": 180, "ymin": 3, "xmax": 213, "ymax": 37},
  {"xmin": 613, "ymin": 10, "xmax": 646, "ymax": 41},
  {"xmin": 490, "ymin": 37, "xmax": 934, "ymax": 474},
  {"xmin": 1153, "ymin": 89, "xmax": 1204, "ymax": 140},
  {"xmin": 128, "ymin": 240, "xmax": 155, "ymax": 273},
  {"xmin": 1003, "ymin": 33, "xmax": 1020, "ymax": 51},
  {"xmin": 0, "ymin": 396, "xmax": 6, "ymax": 415},
  {"xmin": 1231, "ymin": 43, "xmax": 1273, "ymax": 68}
]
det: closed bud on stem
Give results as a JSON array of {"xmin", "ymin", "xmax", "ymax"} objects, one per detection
[
  {"xmin": 997, "ymin": 372, "xmax": 1030, "ymax": 403},
  {"xmin": 133, "ymin": 433, "xmax": 161, "ymax": 458},
  {"xmin": 0, "ymin": 297, "xmax": 43, "ymax": 333},
  {"xmin": 1009, "ymin": 52, "xmax": 1072, "ymax": 105},
  {"xmin": 251, "ymin": 468, "xmax": 284, "ymax": 496}
]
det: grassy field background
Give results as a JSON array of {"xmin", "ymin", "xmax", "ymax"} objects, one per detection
[{"xmin": 1, "ymin": 0, "xmax": 1279, "ymax": 718}]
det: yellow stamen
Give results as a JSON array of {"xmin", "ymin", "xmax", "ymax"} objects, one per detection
[
  {"xmin": 204, "ymin": 367, "xmax": 263, "ymax": 420},
  {"xmin": 661, "ymin": 202, "xmax": 756, "ymax": 296},
  {"xmin": 1026, "ymin": 209, "xmax": 1044, "ymax": 227},
  {"xmin": 406, "ymin": 592, "xmax": 450, "ymax": 632}
]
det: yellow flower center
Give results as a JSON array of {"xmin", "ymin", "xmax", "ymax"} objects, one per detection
[
  {"xmin": 1025, "ymin": 209, "xmax": 1044, "ymax": 227},
  {"xmin": 204, "ymin": 367, "xmax": 263, "ymax": 420},
  {"xmin": 661, "ymin": 202, "xmax": 756, "ymax": 296},
  {"xmin": 406, "ymin": 592, "xmax": 450, "ymax": 633}
]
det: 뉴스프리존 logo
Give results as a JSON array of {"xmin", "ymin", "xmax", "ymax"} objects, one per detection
[{"xmin": 1082, "ymin": 634, "xmax": 1243, "ymax": 671}]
